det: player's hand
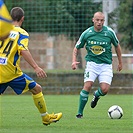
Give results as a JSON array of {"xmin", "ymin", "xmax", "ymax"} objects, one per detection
[
  {"xmin": 71, "ymin": 62, "xmax": 80, "ymax": 70},
  {"xmin": 117, "ymin": 63, "xmax": 122, "ymax": 72},
  {"xmin": 34, "ymin": 67, "xmax": 47, "ymax": 78}
]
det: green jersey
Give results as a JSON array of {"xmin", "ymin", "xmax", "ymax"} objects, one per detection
[{"xmin": 75, "ymin": 26, "xmax": 119, "ymax": 64}]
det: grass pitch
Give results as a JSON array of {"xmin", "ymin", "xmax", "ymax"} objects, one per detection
[{"xmin": 0, "ymin": 94, "xmax": 132, "ymax": 133}]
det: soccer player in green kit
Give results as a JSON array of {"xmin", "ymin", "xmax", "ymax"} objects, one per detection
[{"xmin": 71, "ymin": 12, "xmax": 122, "ymax": 118}]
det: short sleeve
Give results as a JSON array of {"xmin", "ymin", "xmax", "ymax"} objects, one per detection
[
  {"xmin": 75, "ymin": 29, "xmax": 89, "ymax": 49},
  {"xmin": 108, "ymin": 27, "xmax": 119, "ymax": 47},
  {"xmin": 18, "ymin": 32, "xmax": 29, "ymax": 51}
]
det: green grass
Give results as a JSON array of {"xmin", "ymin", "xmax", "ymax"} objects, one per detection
[{"xmin": 0, "ymin": 95, "xmax": 132, "ymax": 133}]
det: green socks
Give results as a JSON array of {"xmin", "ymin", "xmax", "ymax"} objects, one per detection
[
  {"xmin": 95, "ymin": 87, "xmax": 106, "ymax": 97},
  {"xmin": 78, "ymin": 90, "xmax": 89, "ymax": 115},
  {"xmin": 77, "ymin": 88, "xmax": 106, "ymax": 115}
]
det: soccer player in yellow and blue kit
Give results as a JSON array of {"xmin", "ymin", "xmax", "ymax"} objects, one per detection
[
  {"xmin": 0, "ymin": 0, "xmax": 13, "ymax": 40},
  {"xmin": 0, "ymin": 7, "xmax": 62, "ymax": 125},
  {"xmin": 72, "ymin": 12, "xmax": 122, "ymax": 118}
]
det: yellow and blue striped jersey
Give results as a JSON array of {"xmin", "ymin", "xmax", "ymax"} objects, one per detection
[
  {"xmin": 0, "ymin": 0, "xmax": 13, "ymax": 38},
  {"xmin": 0, "ymin": 26, "xmax": 29, "ymax": 83}
]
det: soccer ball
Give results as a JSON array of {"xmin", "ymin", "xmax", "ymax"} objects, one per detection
[{"xmin": 108, "ymin": 105, "xmax": 123, "ymax": 119}]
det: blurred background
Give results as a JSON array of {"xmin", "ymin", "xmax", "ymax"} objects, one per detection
[{"xmin": 4, "ymin": 0, "xmax": 133, "ymax": 94}]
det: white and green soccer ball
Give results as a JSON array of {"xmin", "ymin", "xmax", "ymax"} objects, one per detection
[{"xmin": 108, "ymin": 105, "xmax": 123, "ymax": 119}]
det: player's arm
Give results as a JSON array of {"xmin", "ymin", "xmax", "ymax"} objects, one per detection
[
  {"xmin": 20, "ymin": 50, "xmax": 47, "ymax": 78},
  {"xmin": 71, "ymin": 31, "xmax": 86, "ymax": 70},
  {"xmin": 71, "ymin": 47, "xmax": 80, "ymax": 70},
  {"xmin": 115, "ymin": 44, "xmax": 122, "ymax": 71}
]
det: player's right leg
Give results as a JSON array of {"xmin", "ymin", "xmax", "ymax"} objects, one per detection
[
  {"xmin": 30, "ymin": 84, "xmax": 62, "ymax": 125},
  {"xmin": 76, "ymin": 61, "xmax": 97, "ymax": 118},
  {"xmin": 8, "ymin": 73, "xmax": 62, "ymax": 125},
  {"xmin": 76, "ymin": 88, "xmax": 89, "ymax": 118},
  {"xmin": 42, "ymin": 112, "xmax": 63, "ymax": 126}
]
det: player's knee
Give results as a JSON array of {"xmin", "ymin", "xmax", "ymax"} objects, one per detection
[
  {"xmin": 83, "ymin": 83, "xmax": 92, "ymax": 91},
  {"xmin": 101, "ymin": 88, "xmax": 108, "ymax": 95},
  {"xmin": 30, "ymin": 84, "xmax": 42, "ymax": 95}
]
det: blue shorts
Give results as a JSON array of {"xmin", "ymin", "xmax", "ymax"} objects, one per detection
[{"xmin": 0, "ymin": 74, "xmax": 36, "ymax": 95}]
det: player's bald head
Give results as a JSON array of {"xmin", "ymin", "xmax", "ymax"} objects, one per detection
[
  {"xmin": 92, "ymin": 12, "xmax": 105, "ymax": 31},
  {"xmin": 93, "ymin": 12, "xmax": 105, "ymax": 19}
]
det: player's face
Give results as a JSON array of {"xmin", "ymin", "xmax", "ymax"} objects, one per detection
[{"xmin": 93, "ymin": 14, "xmax": 105, "ymax": 32}]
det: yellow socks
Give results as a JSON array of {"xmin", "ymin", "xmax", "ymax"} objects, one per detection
[{"xmin": 32, "ymin": 92, "xmax": 47, "ymax": 114}]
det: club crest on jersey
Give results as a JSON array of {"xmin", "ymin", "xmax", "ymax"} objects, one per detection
[
  {"xmin": 90, "ymin": 45, "xmax": 105, "ymax": 55},
  {"xmin": 0, "ymin": 57, "xmax": 7, "ymax": 65}
]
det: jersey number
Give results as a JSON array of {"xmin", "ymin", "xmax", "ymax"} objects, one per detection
[{"xmin": 0, "ymin": 40, "xmax": 14, "ymax": 57}]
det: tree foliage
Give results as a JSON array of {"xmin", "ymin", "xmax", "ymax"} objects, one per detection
[
  {"xmin": 118, "ymin": 0, "xmax": 132, "ymax": 50},
  {"xmin": 109, "ymin": 0, "xmax": 133, "ymax": 50},
  {"xmin": 5, "ymin": 0, "xmax": 102, "ymax": 39},
  {"xmin": 5, "ymin": 0, "xmax": 102, "ymax": 69}
]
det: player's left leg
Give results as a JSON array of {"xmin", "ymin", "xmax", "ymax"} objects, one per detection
[
  {"xmin": 91, "ymin": 64, "xmax": 113, "ymax": 108},
  {"xmin": 91, "ymin": 83, "xmax": 110, "ymax": 108}
]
